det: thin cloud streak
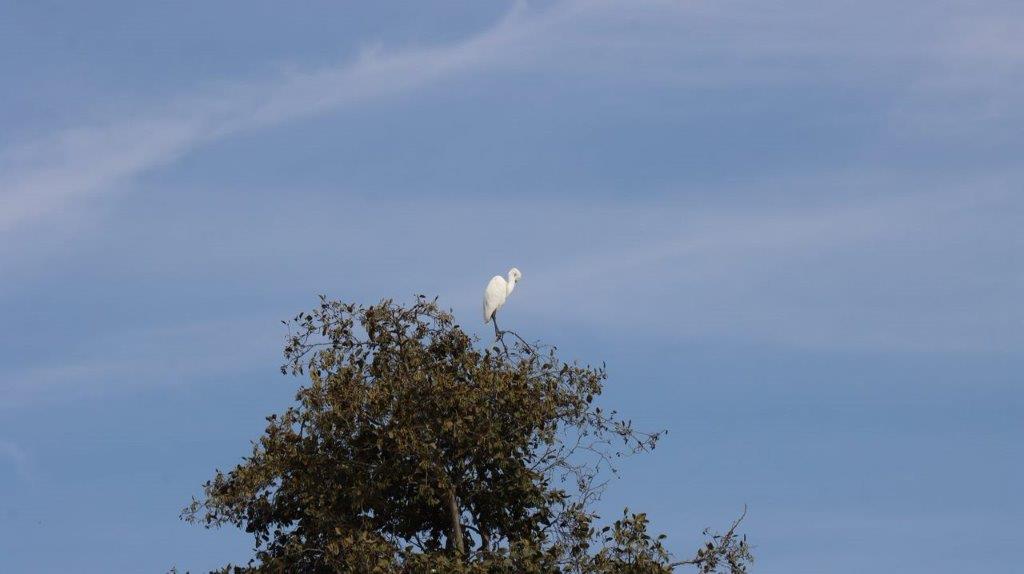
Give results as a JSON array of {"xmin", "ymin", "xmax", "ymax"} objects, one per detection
[
  {"xmin": 1, "ymin": 0, "xmax": 1021, "ymax": 408},
  {"xmin": 0, "ymin": 1, "xmax": 569, "ymax": 234},
  {"xmin": 1, "ymin": 181, "xmax": 1017, "ymax": 408},
  {"xmin": 0, "ymin": 439, "xmax": 32, "ymax": 481},
  {"xmin": 518, "ymin": 187, "xmax": 1021, "ymax": 353},
  {"xmin": 4, "ymin": 0, "xmax": 1021, "ymax": 234},
  {"xmin": 0, "ymin": 317, "xmax": 281, "ymax": 409}
]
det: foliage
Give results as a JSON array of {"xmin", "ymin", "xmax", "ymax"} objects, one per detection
[{"xmin": 182, "ymin": 296, "xmax": 752, "ymax": 573}]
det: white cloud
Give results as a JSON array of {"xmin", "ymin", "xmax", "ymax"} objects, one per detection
[
  {"xmin": 0, "ymin": 439, "xmax": 31, "ymax": 481},
  {"xmin": 0, "ymin": 1, "xmax": 572, "ymax": 234},
  {"xmin": 0, "ymin": 182, "xmax": 1016, "ymax": 409},
  {"xmin": 0, "ymin": 318, "xmax": 282, "ymax": 409},
  {"xmin": 4, "ymin": 0, "xmax": 1021, "ymax": 235},
  {"xmin": 512, "ymin": 183, "xmax": 1021, "ymax": 353},
  {"xmin": 1, "ymin": 1, "xmax": 1021, "ymax": 409},
  {"xmin": 0, "ymin": 119, "xmax": 204, "ymax": 231}
]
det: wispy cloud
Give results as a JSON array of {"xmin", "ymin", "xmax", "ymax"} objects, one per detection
[
  {"xmin": 0, "ymin": 1, "xmax": 567, "ymax": 234},
  {"xmin": 0, "ymin": 119, "xmax": 205, "ymax": 231},
  {"xmin": 0, "ymin": 439, "xmax": 31, "ymax": 481},
  {"xmin": 1, "ymin": 0, "xmax": 1021, "ymax": 409},
  {"xmin": 522, "ymin": 185, "xmax": 1021, "ymax": 353},
  {"xmin": 0, "ymin": 318, "xmax": 281, "ymax": 409},
  {"xmin": 4, "ymin": 0, "xmax": 1021, "ymax": 235},
  {"xmin": 0, "ymin": 177, "xmax": 1017, "ymax": 408}
]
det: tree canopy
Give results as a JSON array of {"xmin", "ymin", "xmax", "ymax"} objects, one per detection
[{"xmin": 182, "ymin": 296, "xmax": 752, "ymax": 573}]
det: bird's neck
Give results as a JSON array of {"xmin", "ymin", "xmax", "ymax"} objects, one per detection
[{"xmin": 506, "ymin": 277, "xmax": 516, "ymax": 296}]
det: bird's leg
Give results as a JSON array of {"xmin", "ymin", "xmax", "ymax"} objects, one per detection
[
  {"xmin": 492, "ymin": 313, "xmax": 502, "ymax": 340},
  {"xmin": 492, "ymin": 313, "xmax": 509, "ymax": 356}
]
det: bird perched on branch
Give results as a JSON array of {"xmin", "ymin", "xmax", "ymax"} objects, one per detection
[{"xmin": 483, "ymin": 267, "xmax": 522, "ymax": 339}]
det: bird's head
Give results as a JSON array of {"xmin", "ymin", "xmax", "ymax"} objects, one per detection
[{"xmin": 508, "ymin": 267, "xmax": 522, "ymax": 283}]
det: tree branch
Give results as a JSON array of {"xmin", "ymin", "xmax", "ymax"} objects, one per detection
[{"xmin": 447, "ymin": 488, "xmax": 466, "ymax": 556}]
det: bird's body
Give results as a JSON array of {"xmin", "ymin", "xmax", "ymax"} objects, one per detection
[
  {"xmin": 483, "ymin": 268, "xmax": 522, "ymax": 336},
  {"xmin": 482, "ymin": 275, "xmax": 511, "ymax": 324}
]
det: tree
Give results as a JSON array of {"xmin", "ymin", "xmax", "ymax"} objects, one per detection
[{"xmin": 182, "ymin": 296, "xmax": 752, "ymax": 573}]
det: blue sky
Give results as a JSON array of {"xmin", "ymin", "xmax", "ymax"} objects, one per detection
[{"xmin": 1, "ymin": 1, "xmax": 1021, "ymax": 572}]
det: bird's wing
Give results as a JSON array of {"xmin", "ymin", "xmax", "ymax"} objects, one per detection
[{"xmin": 483, "ymin": 275, "xmax": 507, "ymax": 323}]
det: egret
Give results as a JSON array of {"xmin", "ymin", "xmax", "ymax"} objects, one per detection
[{"xmin": 483, "ymin": 267, "xmax": 522, "ymax": 339}]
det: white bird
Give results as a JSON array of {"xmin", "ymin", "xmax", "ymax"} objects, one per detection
[{"xmin": 483, "ymin": 267, "xmax": 522, "ymax": 338}]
